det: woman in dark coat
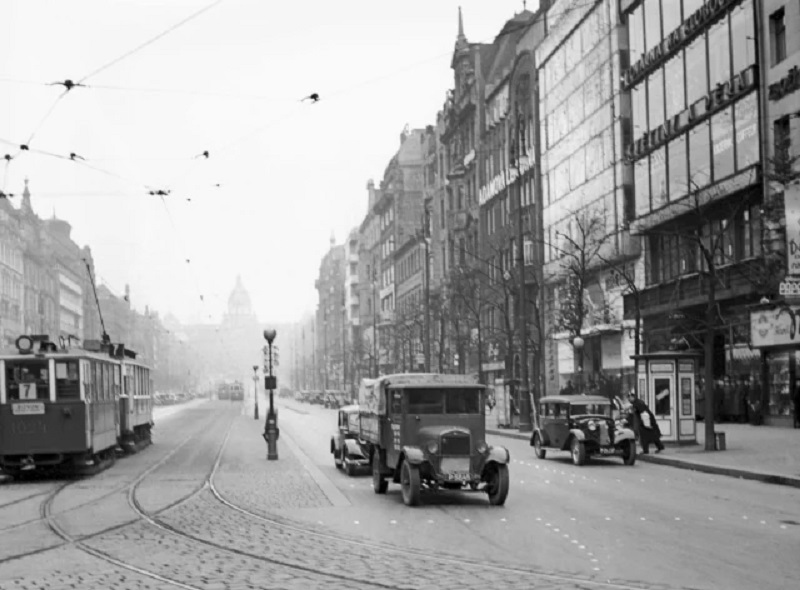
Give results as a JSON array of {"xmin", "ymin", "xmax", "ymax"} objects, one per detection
[{"xmin": 629, "ymin": 394, "xmax": 665, "ymax": 454}]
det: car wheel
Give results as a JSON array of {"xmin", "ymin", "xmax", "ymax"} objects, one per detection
[
  {"xmin": 400, "ymin": 460, "xmax": 421, "ymax": 506},
  {"xmin": 485, "ymin": 464, "xmax": 509, "ymax": 506},
  {"xmin": 571, "ymin": 438, "xmax": 586, "ymax": 466},
  {"xmin": 621, "ymin": 440, "xmax": 637, "ymax": 466},
  {"xmin": 334, "ymin": 446, "xmax": 343, "ymax": 469},
  {"xmin": 533, "ymin": 434, "xmax": 546, "ymax": 459},
  {"xmin": 372, "ymin": 453, "xmax": 387, "ymax": 494}
]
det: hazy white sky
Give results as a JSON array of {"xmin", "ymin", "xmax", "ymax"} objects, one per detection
[{"xmin": 1, "ymin": 0, "xmax": 538, "ymax": 325}]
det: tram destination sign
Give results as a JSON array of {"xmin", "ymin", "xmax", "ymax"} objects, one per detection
[
  {"xmin": 779, "ymin": 276, "xmax": 800, "ymax": 300},
  {"xmin": 12, "ymin": 402, "xmax": 45, "ymax": 415}
]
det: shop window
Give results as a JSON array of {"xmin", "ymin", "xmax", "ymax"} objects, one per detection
[
  {"xmin": 774, "ymin": 116, "xmax": 791, "ymax": 164},
  {"xmin": 632, "ymin": 83, "xmax": 648, "ymax": 137},
  {"xmin": 635, "ymin": 158, "xmax": 650, "ymax": 215},
  {"xmin": 769, "ymin": 8, "xmax": 787, "ymax": 66}
]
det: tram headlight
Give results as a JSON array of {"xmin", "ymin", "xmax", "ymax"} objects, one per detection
[
  {"xmin": 426, "ymin": 441, "xmax": 439, "ymax": 454},
  {"xmin": 476, "ymin": 441, "xmax": 489, "ymax": 454}
]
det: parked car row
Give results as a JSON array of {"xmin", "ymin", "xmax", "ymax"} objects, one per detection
[
  {"xmin": 154, "ymin": 391, "xmax": 200, "ymax": 406},
  {"xmin": 295, "ymin": 390, "xmax": 350, "ymax": 408}
]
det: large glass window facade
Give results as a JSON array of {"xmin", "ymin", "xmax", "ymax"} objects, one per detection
[
  {"xmin": 650, "ymin": 147, "xmax": 667, "ymax": 209},
  {"xmin": 644, "ymin": 0, "xmax": 662, "ymax": 54},
  {"xmin": 712, "ymin": 106, "xmax": 735, "ymax": 182},
  {"xmin": 648, "ymin": 69, "xmax": 665, "ymax": 131},
  {"xmin": 735, "ymin": 92, "xmax": 759, "ymax": 171},
  {"xmin": 629, "ymin": 4, "xmax": 645, "ymax": 60},
  {"xmin": 708, "ymin": 18, "xmax": 731, "ymax": 88},
  {"xmin": 689, "ymin": 121, "xmax": 712, "ymax": 190},
  {"xmin": 731, "ymin": 0, "xmax": 755, "ymax": 74},
  {"xmin": 632, "ymin": 83, "xmax": 648, "ymax": 136},
  {"xmin": 685, "ymin": 36, "xmax": 708, "ymax": 106},
  {"xmin": 664, "ymin": 53, "xmax": 686, "ymax": 120},
  {"xmin": 668, "ymin": 134, "xmax": 688, "ymax": 201}
]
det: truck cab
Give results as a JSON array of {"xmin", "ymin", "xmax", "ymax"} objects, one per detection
[{"xmin": 359, "ymin": 374, "xmax": 510, "ymax": 507}]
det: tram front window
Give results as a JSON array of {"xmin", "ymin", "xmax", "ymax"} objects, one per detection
[
  {"xmin": 5, "ymin": 361, "xmax": 50, "ymax": 401},
  {"xmin": 55, "ymin": 361, "xmax": 80, "ymax": 399}
]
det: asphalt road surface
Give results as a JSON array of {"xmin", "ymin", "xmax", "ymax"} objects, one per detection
[{"xmin": 1, "ymin": 397, "xmax": 797, "ymax": 590}]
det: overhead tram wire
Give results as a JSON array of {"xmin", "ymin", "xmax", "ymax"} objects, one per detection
[{"xmin": 75, "ymin": 0, "xmax": 225, "ymax": 85}]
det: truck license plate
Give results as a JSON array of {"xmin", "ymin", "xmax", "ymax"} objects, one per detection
[
  {"xmin": 12, "ymin": 402, "xmax": 45, "ymax": 415},
  {"xmin": 448, "ymin": 471, "xmax": 470, "ymax": 481}
]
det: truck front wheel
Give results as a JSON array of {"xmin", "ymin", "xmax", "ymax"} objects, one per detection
[
  {"xmin": 400, "ymin": 460, "xmax": 421, "ymax": 506},
  {"xmin": 485, "ymin": 464, "xmax": 509, "ymax": 506}
]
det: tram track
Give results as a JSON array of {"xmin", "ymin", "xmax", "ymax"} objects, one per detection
[{"xmin": 0, "ymin": 407, "xmax": 229, "ymax": 565}]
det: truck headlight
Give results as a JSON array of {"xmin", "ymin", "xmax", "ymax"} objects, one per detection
[
  {"xmin": 426, "ymin": 441, "xmax": 439, "ymax": 454},
  {"xmin": 476, "ymin": 441, "xmax": 488, "ymax": 454},
  {"xmin": 588, "ymin": 421, "xmax": 597, "ymax": 431}
]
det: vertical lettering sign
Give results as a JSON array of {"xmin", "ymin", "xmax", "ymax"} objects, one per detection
[{"xmin": 786, "ymin": 184, "xmax": 800, "ymax": 275}]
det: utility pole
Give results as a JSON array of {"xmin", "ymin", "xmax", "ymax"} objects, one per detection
[
  {"xmin": 513, "ymin": 106, "xmax": 532, "ymax": 432},
  {"xmin": 422, "ymin": 208, "xmax": 432, "ymax": 373},
  {"xmin": 342, "ymin": 295, "xmax": 347, "ymax": 395}
]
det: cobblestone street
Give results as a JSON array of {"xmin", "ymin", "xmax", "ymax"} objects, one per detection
[{"xmin": 2, "ymin": 401, "xmax": 798, "ymax": 590}]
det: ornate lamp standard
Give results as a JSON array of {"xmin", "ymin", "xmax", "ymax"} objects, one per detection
[
  {"xmin": 252, "ymin": 365, "xmax": 259, "ymax": 420},
  {"xmin": 262, "ymin": 329, "xmax": 279, "ymax": 460}
]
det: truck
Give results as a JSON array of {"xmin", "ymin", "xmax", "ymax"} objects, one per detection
[{"xmin": 358, "ymin": 373, "xmax": 510, "ymax": 507}]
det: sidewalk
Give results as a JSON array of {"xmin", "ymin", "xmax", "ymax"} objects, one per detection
[{"xmin": 486, "ymin": 421, "xmax": 800, "ymax": 489}]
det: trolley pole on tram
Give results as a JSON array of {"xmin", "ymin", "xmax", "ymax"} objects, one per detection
[
  {"xmin": 262, "ymin": 329, "xmax": 279, "ymax": 460},
  {"xmin": 252, "ymin": 365, "xmax": 259, "ymax": 420}
]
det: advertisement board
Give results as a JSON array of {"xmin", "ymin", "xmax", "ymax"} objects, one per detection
[
  {"xmin": 785, "ymin": 184, "xmax": 800, "ymax": 275},
  {"xmin": 750, "ymin": 305, "xmax": 800, "ymax": 347}
]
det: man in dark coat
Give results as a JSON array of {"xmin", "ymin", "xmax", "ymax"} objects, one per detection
[{"xmin": 629, "ymin": 394, "xmax": 665, "ymax": 454}]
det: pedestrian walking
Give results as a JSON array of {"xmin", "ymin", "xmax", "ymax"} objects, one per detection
[{"xmin": 629, "ymin": 393, "xmax": 665, "ymax": 454}]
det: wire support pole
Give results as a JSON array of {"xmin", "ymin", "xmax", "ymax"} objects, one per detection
[{"xmin": 83, "ymin": 259, "xmax": 109, "ymax": 343}]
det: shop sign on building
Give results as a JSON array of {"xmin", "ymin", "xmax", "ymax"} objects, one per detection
[
  {"xmin": 785, "ymin": 184, "xmax": 800, "ymax": 275},
  {"xmin": 750, "ymin": 305, "xmax": 800, "ymax": 347}
]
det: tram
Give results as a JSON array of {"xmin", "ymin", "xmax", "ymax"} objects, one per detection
[
  {"xmin": 216, "ymin": 380, "xmax": 244, "ymax": 401},
  {"xmin": 0, "ymin": 334, "xmax": 153, "ymax": 477}
]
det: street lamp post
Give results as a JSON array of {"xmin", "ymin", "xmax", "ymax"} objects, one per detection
[
  {"xmin": 252, "ymin": 365, "xmax": 259, "ymax": 420},
  {"xmin": 573, "ymin": 335, "xmax": 585, "ymax": 396},
  {"xmin": 263, "ymin": 329, "xmax": 279, "ymax": 460}
]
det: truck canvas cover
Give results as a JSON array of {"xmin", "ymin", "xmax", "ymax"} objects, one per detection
[{"xmin": 358, "ymin": 378, "xmax": 384, "ymax": 415}]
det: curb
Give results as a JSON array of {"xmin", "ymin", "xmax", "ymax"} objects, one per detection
[{"xmin": 486, "ymin": 428, "xmax": 800, "ymax": 489}]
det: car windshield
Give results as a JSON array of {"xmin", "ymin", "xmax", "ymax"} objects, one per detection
[
  {"xmin": 407, "ymin": 388, "xmax": 482, "ymax": 414},
  {"xmin": 570, "ymin": 403, "xmax": 613, "ymax": 417}
]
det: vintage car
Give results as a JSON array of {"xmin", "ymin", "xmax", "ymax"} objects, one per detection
[
  {"xmin": 330, "ymin": 404, "xmax": 370, "ymax": 475},
  {"xmin": 530, "ymin": 395, "xmax": 637, "ymax": 466},
  {"xmin": 360, "ymin": 374, "xmax": 510, "ymax": 507}
]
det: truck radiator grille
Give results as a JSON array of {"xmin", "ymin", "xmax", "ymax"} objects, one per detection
[{"xmin": 441, "ymin": 433, "xmax": 470, "ymax": 456}]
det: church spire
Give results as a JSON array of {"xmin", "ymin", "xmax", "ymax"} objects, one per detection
[
  {"xmin": 22, "ymin": 177, "xmax": 32, "ymax": 214},
  {"xmin": 457, "ymin": 6, "xmax": 465, "ymax": 40}
]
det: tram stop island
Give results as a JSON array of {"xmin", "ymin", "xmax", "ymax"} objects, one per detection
[{"xmin": 631, "ymin": 351, "xmax": 701, "ymax": 446}]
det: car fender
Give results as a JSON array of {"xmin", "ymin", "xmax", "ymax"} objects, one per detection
[
  {"xmin": 343, "ymin": 438, "xmax": 368, "ymax": 458},
  {"xmin": 568, "ymin": 429, "xmax": 586, "ymax": 443},
  {"xmin": 615, "ymin": 428, "xmax": 636, "ymax": 443},
  {"xmin": 530, "ymin": 427, "xmax": 549, "ymax": 447},
  {"xmin": 401, "ymin": 446, "xmax": 426, "ymax": 465},
  {"xmin": 486, "ymin": 445, "xmax": 510, "ymax": 465}
]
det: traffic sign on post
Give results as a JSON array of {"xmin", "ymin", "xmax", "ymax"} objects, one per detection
[{"xmin": 264, "ymin": 376, "xmax": 277, "ymax": 390}]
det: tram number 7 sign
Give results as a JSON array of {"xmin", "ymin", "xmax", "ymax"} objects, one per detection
[{"xmin": 19, "ymin": 383, "xmax": 38, "ymax": 400}]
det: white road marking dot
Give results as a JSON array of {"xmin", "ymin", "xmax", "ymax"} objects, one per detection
[
  {"xmin": 390, "ymin": 520, "xmax": 397, "ymax": 525},
  {"xmin": 354, "ymin": 521, "xmax": 360, "ymax": 525},
  {"xmin": 640, "ymin": 479, "xmax": 645, "ymax": 482},
  {"xmin": 571, "ymin": 540, "xmax": 578, "ymax": 544},
  {"xmin": 464, "ymin": 519, "xmax": 470, "ymax": 523},
  {"xmin": 546, "ymin": 523, "xmax": 551, "ymax": 527},
  {"xmin": 579, "ymin": 545, "xmax": 586, "ymax": 549},
  {"xmin": 569, "ymin": 480, "xmax": 574, "ymax": 484},
  {"xmin": 554, "ymin": 528, "xmax": 560, "ymax": 532},
  {"xmin": 675, "ymin": 517, "xmax": 681, "ymax": 521},
  {"xmin": 593, "ymin": 567, "xmax": 601, "ymax": 572},
  {"xmin": 520, "ymin": 480, "xmax": 525, "ymax": 484},
  {"xmin": 317, "ymin": 521, "xmax": 324, "ymax": 525},
  {"xmin": 536, "ymin": 517, "xmax": 542, "ymax": 521},
  {"xmin": 427, "ymin": 520, "xmax": 434, "ymax": 524},
  {"xmin": 591, "ymin": 559, "xmax": 599, "ymax": 563},
  {"xmin": 742, "ymin": 516, "xmax": 748, "ymax": 520},
  {"xmin": 545, "ymin": 480, "xmax": 550, "ymax": 484},
  {"xmin": 570, "ymin": 517, "xmax": 576, "ymax": 521},
  {"xmin": 780, "ymin": 525, "xmax": 787, "ymax": 529},
  {"xmin": 501, "ymin": 518, "xmax": 507, "ymax": 522},
  {"xmin": 708, "ymin": 517, "xmax": 714, "ymax": 521},
  {"xmin": 760, "ymin": 521, "xmax": 766, "ymax": 525},
  {"xmin": 587, "ymin": 553, "xmax": 594, "ymax": 557},
  {"xmin": 640, "ymin": 517, "xmax": 646, "ymax": 521},
  {"xmin": 605, "ymin": 517, "xmax": 612, "ymax": 521},
  {"xmin": 563, "ymin": 534, "xmax": 570, "ymax": 538}
]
